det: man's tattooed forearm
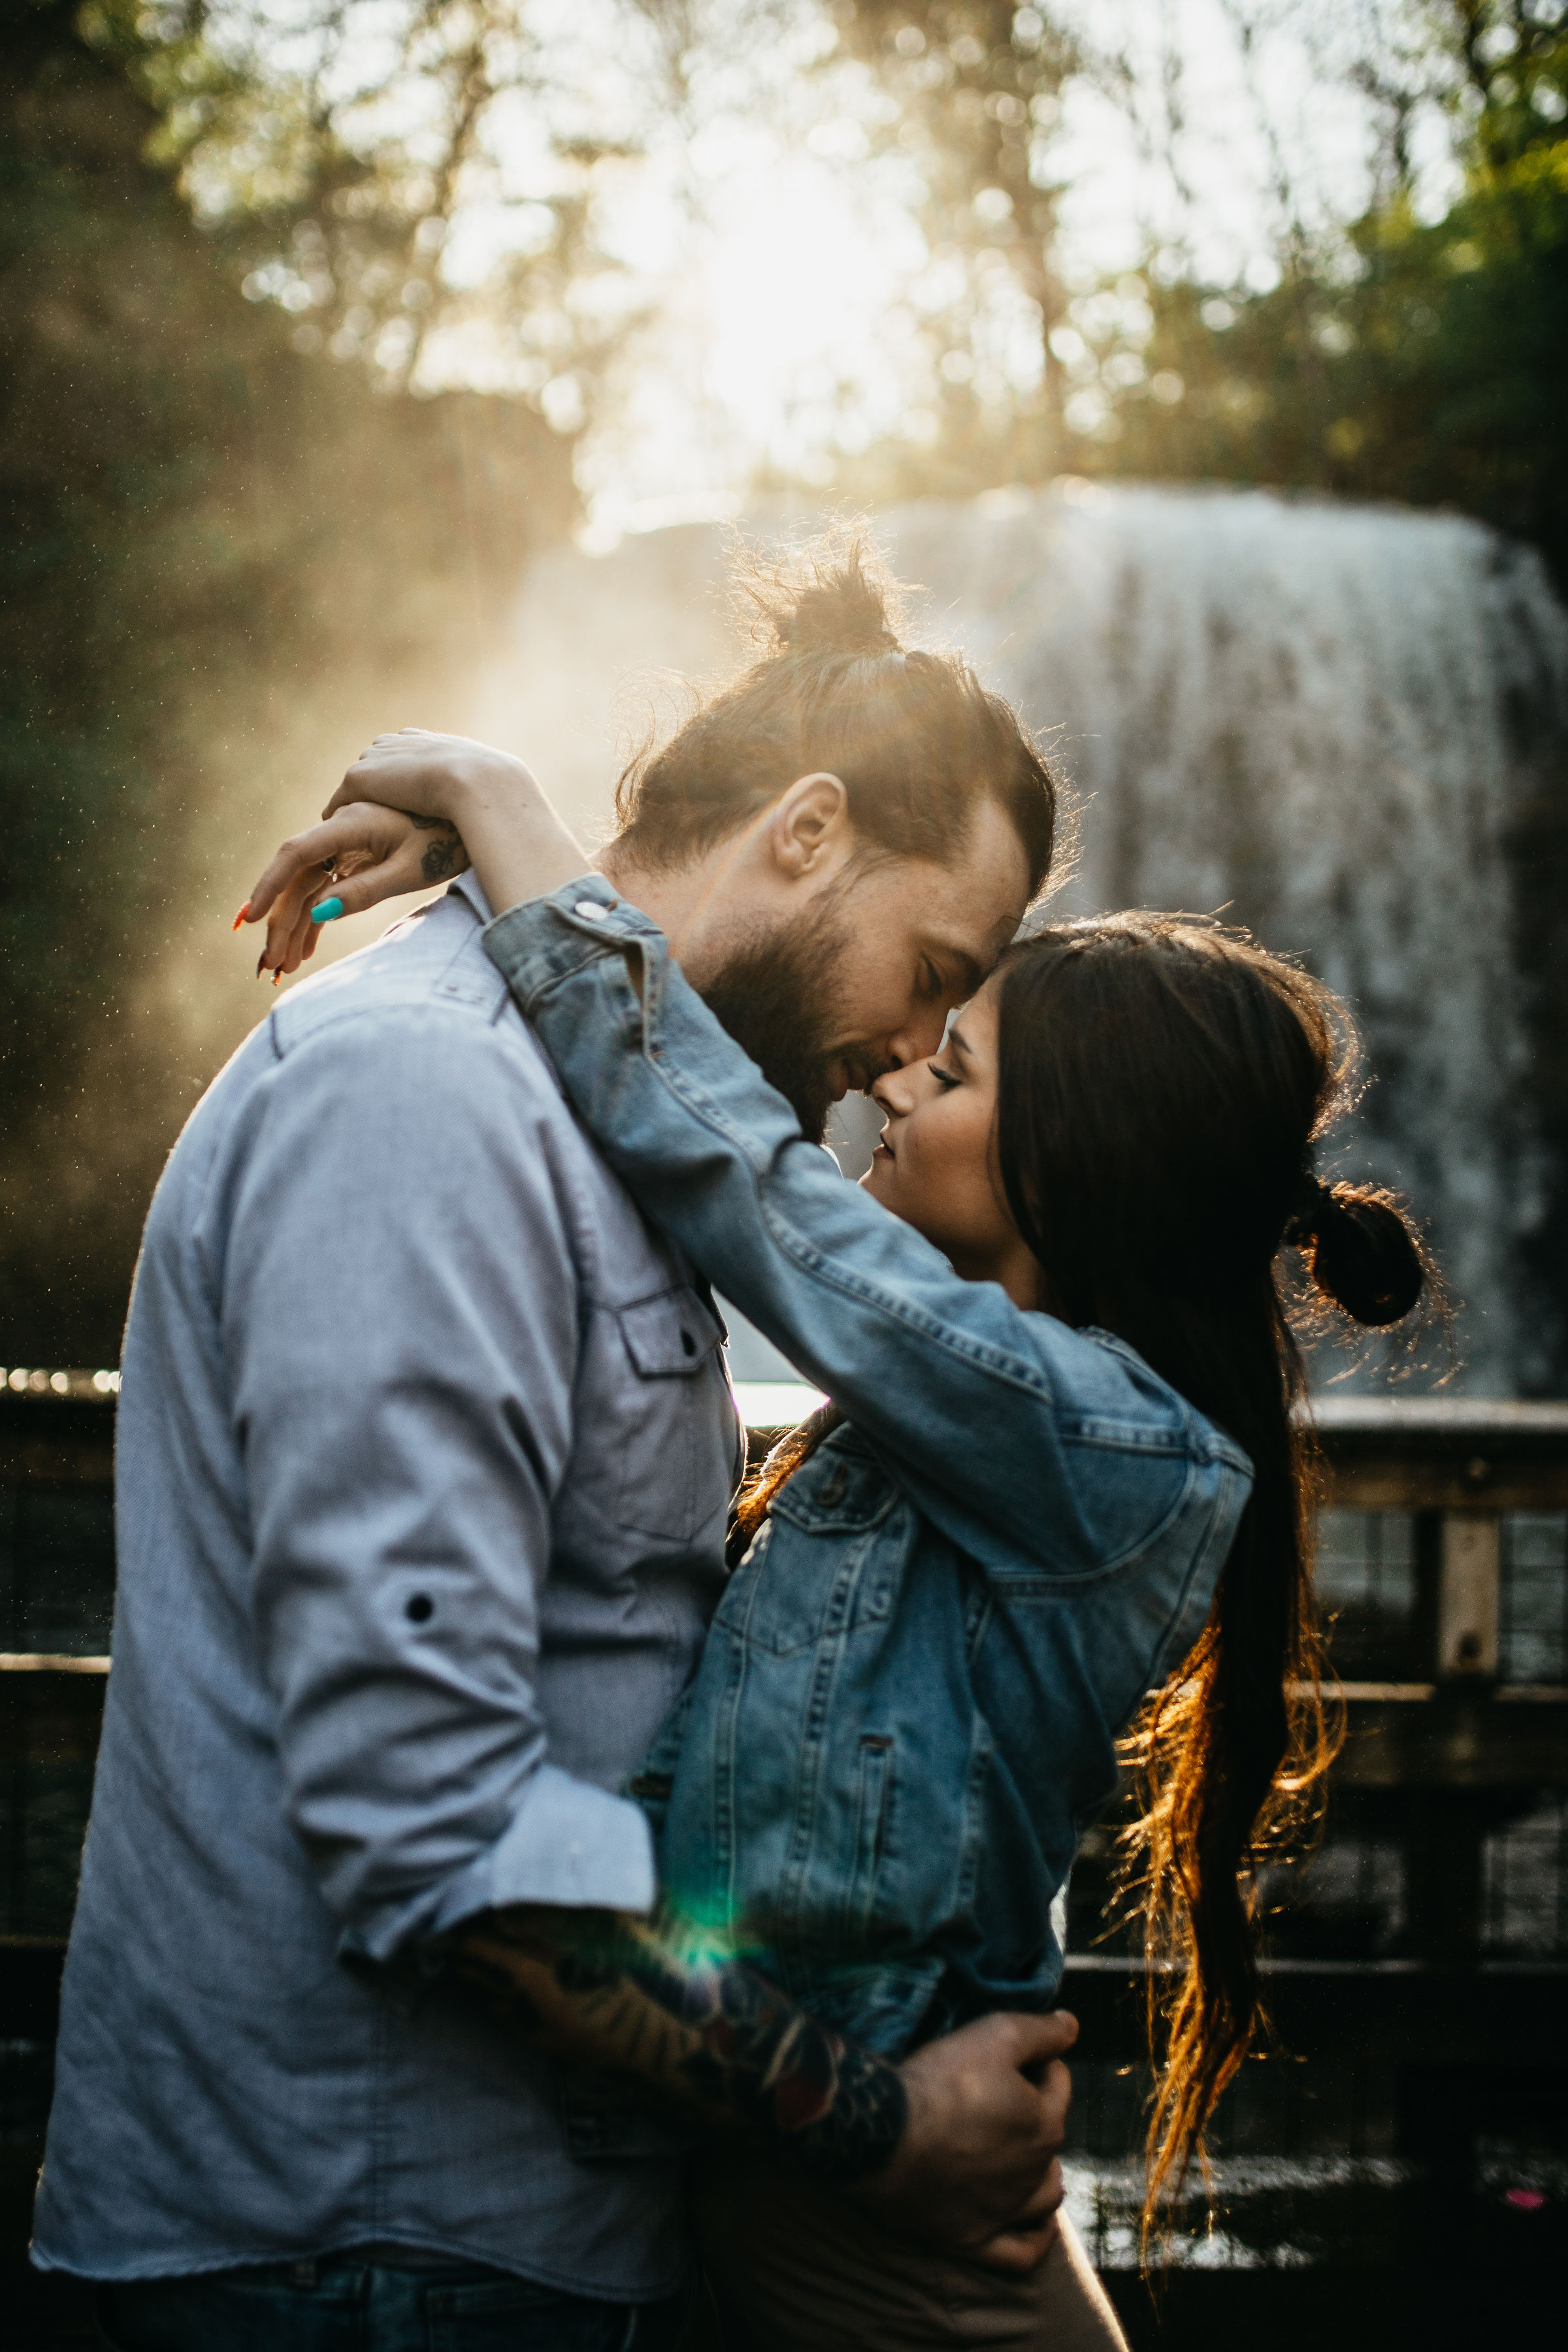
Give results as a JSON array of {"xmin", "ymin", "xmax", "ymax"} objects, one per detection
[
  {"xmin": 399, "ymin": 809, "xmax": 472, "ymax": 884},
  {"xmin": 451, "ymin": 1906, "xmax": 908, "ymax": 2183}
]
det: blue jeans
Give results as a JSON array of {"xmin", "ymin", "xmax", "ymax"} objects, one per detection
[{"xmin": 95, "ymin": 2254, "xmax": 695, "ymax": 2351}]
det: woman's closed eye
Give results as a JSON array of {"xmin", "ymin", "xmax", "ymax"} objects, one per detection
[{"xmin": 928, "ymin": 1060, "xmax": 960, "ymax": 1090}]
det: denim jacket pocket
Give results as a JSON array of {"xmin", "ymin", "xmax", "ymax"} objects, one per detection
[
  {"xmin": 768, "ymin": 1440, "xmax": 898, "ymax": 1539},
  {"xmin": 730, "ymin": 1522, "xmax": 897, "ymax": 1658}
]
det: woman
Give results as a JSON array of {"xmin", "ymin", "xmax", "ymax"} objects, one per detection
[{"xmin": 241, "ymin": 564, "xmax": 1428, "ymax": 2347}]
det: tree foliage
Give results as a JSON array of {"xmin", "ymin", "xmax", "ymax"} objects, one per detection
[
  {"xmin": 1, "ymin": 1, "xmax": 576, "ymax": 1360},
  {"xmin": 1060, "ymin": 2, "xmax": 1568, "ymax": 586},
  {"xmin": 831, "ymin": 4, "xmax": 1075, "ymax": 425},
  {"xmin": 830, "ymin": 2, "xmax": 1568, "ymax": 589},
  {"xmin": 85, "ymin": 0, "xmax": 642, "ymax": 417}
]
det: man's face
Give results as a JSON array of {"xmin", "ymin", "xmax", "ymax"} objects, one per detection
[{"xmin": 698, "ymin": 798, "xmax": 1032, "ymax": 1141}]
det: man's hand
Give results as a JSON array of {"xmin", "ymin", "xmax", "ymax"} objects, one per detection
[
  {"xmin": 436, "ymin": 1904, "xmax": 1071, "ymax": 2279},
  {"xmin": 863, "ymin": 2009, "xmax": 1076, "ymax": 2274}
]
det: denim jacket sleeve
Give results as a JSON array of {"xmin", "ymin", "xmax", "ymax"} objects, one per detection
[{"xmin": 483, "ymin": 880, "xmax": 1252, "ymax": 1578}]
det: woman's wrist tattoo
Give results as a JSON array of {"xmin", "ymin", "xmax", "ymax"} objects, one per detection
[{"xmin": 400, "ymin": 809, "xmax": 471, "ymax": 883}]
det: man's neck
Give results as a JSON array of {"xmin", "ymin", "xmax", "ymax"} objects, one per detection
[{"xmin": 598, "ymin": 842, "xmax": 746, "ymax": 990}]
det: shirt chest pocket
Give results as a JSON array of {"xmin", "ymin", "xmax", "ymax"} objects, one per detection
[{"xmin": 612, "ymin": 1284, "xmax": 732, "ymax": 1543}]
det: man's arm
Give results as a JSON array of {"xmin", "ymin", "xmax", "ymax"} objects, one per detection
[
  {"xmin": 439, "ymin": 1903, "xmax": 1075, "ymax": 2267},
  {"xmin": 221, "ymin": 1004, "xmax": 657, "ymax": 1950},
  {"xmin": 455, "ymin": 1905, "xmax": 906, "ymax": 2178}
]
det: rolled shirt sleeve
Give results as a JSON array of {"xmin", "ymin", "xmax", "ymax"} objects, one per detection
[{"xmin": 214, "ymin": 997, "xmax": 655, "ymax": 1959}]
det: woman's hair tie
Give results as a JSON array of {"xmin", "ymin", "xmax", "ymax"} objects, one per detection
[
  {"xmin": 1284, "ymin": 1171, "xmax": 1426, "ymax": 1327},
  {"xmin": 1283, "ymin": 1171, "xmax": 1336, "ymax": 1247}
]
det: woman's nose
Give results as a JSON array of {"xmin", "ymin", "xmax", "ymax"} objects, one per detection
[{"xmin": 872, "ymin": 1066, "xmax": 916, "ymax": 1117}]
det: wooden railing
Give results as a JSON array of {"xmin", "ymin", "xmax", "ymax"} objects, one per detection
[{"xmin": 4, "ymin": 1380, "xmax": 1567, "ymax": 2068}]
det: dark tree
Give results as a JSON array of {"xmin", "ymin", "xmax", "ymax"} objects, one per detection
[{"xmin": 1, "ymin": 1, "xmax": 576, "ymax": 1364}]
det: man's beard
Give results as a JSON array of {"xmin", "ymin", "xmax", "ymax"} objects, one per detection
[{"xmin": 697, "ymin": 898, "xmax": 855, "ymax": 1143}]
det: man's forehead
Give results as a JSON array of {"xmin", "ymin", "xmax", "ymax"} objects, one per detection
[
  {"xmin": 908, "ymin": 857, "xmax": 1030, "ymax": 973},
  {"xmin": 919, "ymin": 922, "xmax": 990, "ymax": 994},
  {"xmin": 929, "ymin": 800, "xmax": 1032, "ymax": 926}
]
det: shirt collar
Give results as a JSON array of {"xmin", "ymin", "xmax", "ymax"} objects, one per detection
[{"xmin": 448, "ymin": 868, "xmax": 495, "ymax": 926}]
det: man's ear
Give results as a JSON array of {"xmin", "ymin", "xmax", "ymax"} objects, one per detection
[{"xmin": 767, "ymin": 772, "xmax": 851, "ymax": 883}]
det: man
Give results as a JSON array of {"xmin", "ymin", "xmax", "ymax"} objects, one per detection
[{"xmin": 35, "ymin": 551, "xmax": 1071, "ymax": 2347}]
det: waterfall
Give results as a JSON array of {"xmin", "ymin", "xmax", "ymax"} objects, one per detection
[{"xmin": 474, "ymin": 483, "xmax": 1568, "ymax": 1394}]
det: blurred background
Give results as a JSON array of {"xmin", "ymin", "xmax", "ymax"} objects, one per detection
[
  {"xmin": 5, "ymin": 0, "xmax": 1567, "ymax": 1380},
  {"xmin": 4, "ymin": 3, "xmax": 1568, "ymax": 2340}
]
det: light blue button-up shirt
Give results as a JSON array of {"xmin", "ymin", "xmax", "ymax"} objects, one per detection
[{"xmin": 33, "ymin": 875, "xmax": 739, "ymax": 2295}]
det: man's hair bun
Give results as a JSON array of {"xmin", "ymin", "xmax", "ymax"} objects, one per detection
[
  {"xmin": 744, "ymin": 535, "xmax": 904, "ymax": 661},
  {"xmin": 613, "ymin": 520, "xmax": 1057, "ymax": 898},
  {"xmin": 1290, "ymin": 1178, "xmax": 1426, "ymax": 1327}
]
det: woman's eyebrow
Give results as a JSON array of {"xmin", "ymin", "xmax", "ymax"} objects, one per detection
[{"xmin": 946, "ymin": 1023, "xmax": 973, "ymax": 1062}]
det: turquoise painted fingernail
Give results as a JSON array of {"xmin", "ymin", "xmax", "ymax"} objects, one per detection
[{"xmin": 311, "ymin": 897, "xmax": 344, "ymax": 924}]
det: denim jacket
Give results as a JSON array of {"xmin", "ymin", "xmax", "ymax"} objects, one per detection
[{"xmin": 484, "ymin": 881, "xmax": 1253, "ymax": 2058}]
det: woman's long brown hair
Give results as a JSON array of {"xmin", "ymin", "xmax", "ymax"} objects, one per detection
[{"xmin": 736, "ymin": 912, "xmax": 1429, "ymax": 2251}]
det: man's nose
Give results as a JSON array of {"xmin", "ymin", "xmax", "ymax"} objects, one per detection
[{"xmin": 886, "ymin": 1007, "xmax": 947, "ymax": 1069}]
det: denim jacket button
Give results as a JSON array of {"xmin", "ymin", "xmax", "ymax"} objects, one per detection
[
  {"xmin": 819, "ymin": 1467, "xmax": 848, "ymax": 1507},
  {"xmin": 574, "ymin": 899, "xmax": 609, "ymax": 921}
]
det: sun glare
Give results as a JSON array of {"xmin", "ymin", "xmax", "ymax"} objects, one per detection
[
  {"xmin": 562, "ymin": 0, "xmax": 1465, "ymax": 544},
  {"xmin": 220, "ymin": 0, "xmax": 1475, "ymax": 543}
]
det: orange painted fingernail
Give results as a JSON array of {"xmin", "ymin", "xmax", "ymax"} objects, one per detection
[
  {"xmin": 256, "ymin": 954, "xmax": 269, "ymax": 979},
  {"xmin": 232, "ymin": 906, "xmax": 249, "ymax": 932},
  {"xmin": 272, "ymin": 969, "xmax": 284, "ymax": 988}
]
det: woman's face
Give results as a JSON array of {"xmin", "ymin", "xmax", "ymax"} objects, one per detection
[{"xmin": 861, "ymin": 977, "xmax": 1041, "ymax": 1307}]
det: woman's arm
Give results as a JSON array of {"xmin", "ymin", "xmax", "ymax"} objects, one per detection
[
  {"xmin": 483, "ymin": 883, "xmax": 1239, "ymax": 1577},
  {"xmin": 314, "ymin": 730, "xmax": 590, "ymax": 911},
  {"xmin": 238, "ymin": 754, "xmax": 1237, "ymax": 1564}
]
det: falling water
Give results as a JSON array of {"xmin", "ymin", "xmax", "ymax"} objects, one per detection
[{"xmin": 473, "ymin": 482, "xmax": 1568, "ymax": 1393}]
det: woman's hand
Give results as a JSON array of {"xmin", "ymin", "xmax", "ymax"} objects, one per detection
[
  {"xmin": 235, "ymin": 802, "xmax": 466, "ymax": 979},
  {"xmin": 321, "ymin": 727, "xmax": 537, "ymax": 830},
  {"xmin": 325, "ymin": 728, "xmax": 590, "ymax": 915},
  {"xmin": 235, "ymin": 728, "xmax": 591, "ymax": 979}
]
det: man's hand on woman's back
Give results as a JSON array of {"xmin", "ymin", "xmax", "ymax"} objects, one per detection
[
  {"xmin": 862, "ymin": 2007, "xmax": 1075, "ymax": 2272},
  {"xmin": 446, "ymin": 1904, "xmax": 1070, "ymax": 2276}
]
